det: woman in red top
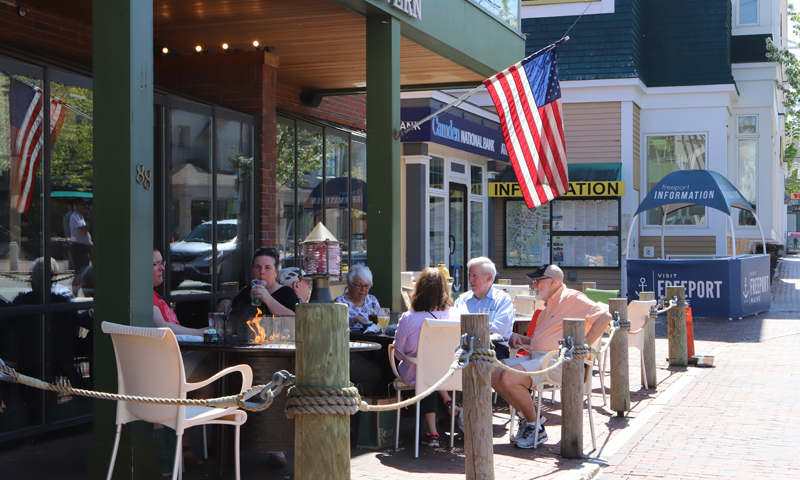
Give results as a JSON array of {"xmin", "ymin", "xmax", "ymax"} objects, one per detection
[{"xmin": 153, "ymin": 247, "xmax": 209, "ymax": 336}]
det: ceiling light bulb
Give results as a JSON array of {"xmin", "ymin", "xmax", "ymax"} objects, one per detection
[
  {"xmin": 195, "ymin": 45, "xmax": 202, "ymax": 52},
  {"xmin": 222, "ymin": 43, "xmax": 229, "ymax": 50},
  {"xmin": 162, "ymin": 47, "xmax": 169, "ymax": 54},
  {"xmin": 253, "ymin": 40, "xmax": 259, "ymax": 48}
]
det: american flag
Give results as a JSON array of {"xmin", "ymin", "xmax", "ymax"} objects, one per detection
[
  {"xmin": 9, "ymin": 77, "xmax": 66, "ymax": 214},
  {"xmin": 483, "ymin": 47, "xmax": 569, "ymax": 209}
]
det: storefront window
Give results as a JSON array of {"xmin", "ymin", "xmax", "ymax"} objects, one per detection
[
  {"xmin": 430, "ymin": 156, "xmax": 444, "ymax": 190},
  {"xmin": 645, "ymin": 134, "xmax": 706, "ymax": 226},
  {"xmin": 276, "ymin": 114, "xmax": 366, "ymax": 269},
  {"xmin": 429, "ymin": 196, "xmax": 446, "ymax": 267},
  {"xmin": 168, "ymin": 106, "xmax": 213, "ymax": 295},
  {"xmin": 350, "ymin": 139, "xmax": 367, "ymax": 267},
  {"xmin": 738, "ymin": 139, "xmax": 757, "ymax": 226},
  {"xmin": 471, "ymin": 165, "xmax": 483, "ymax": 195},
  {"xmin": 276, "ymin": 117, "xmax": 296, "ymax": 266},
  {"xmin": 0, "ymin": 60, "xmax": 95, "ymax": 436},
  {"xmin": 471, "ymin": 201, "xmax": 483, "ymax": 258},
  {"xmin": 215, "ymin": 111, "xmax": 254, "ymax": 289}
]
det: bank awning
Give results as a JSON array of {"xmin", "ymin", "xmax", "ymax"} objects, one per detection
[{"xmin": 500, "ymin": 162, "xmax": 621, "ymax": 182}]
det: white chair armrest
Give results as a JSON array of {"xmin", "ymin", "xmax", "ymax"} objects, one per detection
[
  {"xmin": 541, "ymin": 349, "xmax": 561, "ymax": 385},
  {"xmin": 186, "ymin": 364, "xmax": 254, "ymax": 394}
]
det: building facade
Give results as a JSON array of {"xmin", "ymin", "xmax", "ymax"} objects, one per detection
[{"xmin": 476, "ymin": 0, "xmax": 789, "ymax": 292}]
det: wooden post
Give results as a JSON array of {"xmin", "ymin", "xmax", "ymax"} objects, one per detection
[
  {"xmin": 561, "ymin": 318, "xmax": 585, "ymax": 459},
  {"xmin": 294, "ymin": 303, "xmax": 350, "ymax": 479},
  {"xmin": 666, "ymin": 286, "xmax": 688, "ymax": 367},
  {"xmin": 582, "ymin": 282, "xmax": 596, "ymax": 292},
  {"xmin": 461, "ymin": 314, "xmax": 494, "ymax": 480},
  {"xmin": 638, "ymin": 291, "xmax": 657, "ymax": 388},
  {"xmin": 608, "ymin": 299, "xmax": 630, "ymax": 417}
]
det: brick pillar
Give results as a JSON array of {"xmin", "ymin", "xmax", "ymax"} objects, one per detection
[{"xmin": 154, "ymin": 51, "xmax": 279, "ymax": 245}]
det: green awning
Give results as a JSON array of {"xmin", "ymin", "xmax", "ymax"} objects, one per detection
[{"xmin": 500, "ymin": 163, "xmax": 621, "ymax": 182}]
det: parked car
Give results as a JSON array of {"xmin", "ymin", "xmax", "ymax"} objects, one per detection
[{"xmin": 170, "ymin": 219, "xmax": 241, "ymax": 289}]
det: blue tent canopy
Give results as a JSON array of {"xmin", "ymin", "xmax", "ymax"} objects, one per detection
[{"xmin": 634, "ymin": 170, "xmax": 753, "ymax": 217}]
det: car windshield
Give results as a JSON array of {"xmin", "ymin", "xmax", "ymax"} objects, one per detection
[{"xmin": 183, "ymin": 223, "xmax": 238, "ymax": 244}]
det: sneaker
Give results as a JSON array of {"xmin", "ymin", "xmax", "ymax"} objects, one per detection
[
  {"xmin": 444, "ymin": 400, "xmax": 462, "ymax": 416},
  {"xmin": 510, "ymin": 416, "xmax": 546, "ymax": 442},
  {"xmin": 514, "ymin": 425, "xmax": 547, "ymax": 449},
  {"xmin": 425, "ymin": 433, "xmax": 440, "ymax": 447}
]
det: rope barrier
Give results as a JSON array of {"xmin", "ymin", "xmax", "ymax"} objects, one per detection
[
  {"xmin": 285, "ymin": 386, "xmax": 361, "ymax": 418},
  {"xmin": 358, "ymin": 349, "xmax": 466, "ymax": 413},
  {"xmin": 0, "ymin": 360, "xmax": 291, "ymax": 412}
]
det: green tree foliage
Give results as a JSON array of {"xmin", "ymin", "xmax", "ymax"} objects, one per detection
[
  {"xmin": 766, "ymin": 5, "xmax": 800, "ymax": 192},
  {"xmin": 48, "ymin": 82, "xmax": 94, "ymax": 191}
]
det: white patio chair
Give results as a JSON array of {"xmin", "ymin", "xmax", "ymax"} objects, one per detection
[
  {"xmin": 388, "ymin": 318, "xmax": 463, "ymax": 458},
  {"xmin": 101, "ymin": 322, "xmax": 252, "ymax": 480}
]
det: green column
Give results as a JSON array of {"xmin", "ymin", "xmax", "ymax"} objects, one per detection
[
  {"xmin": 88, "ymin": 1, "xmax": 157, "ymax": 479},
  {"xmin": 366, "ymin": 15, "xmax": 402, "ymax": 311}
]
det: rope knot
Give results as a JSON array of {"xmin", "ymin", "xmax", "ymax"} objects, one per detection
[
  {"xmin": 284, "ymin": 385, "xmax": 361, "ymax": 418},
  {"xmin": 571, "ymin": 343, "xmax": 591, "ymax": 359},
  {"xmin": 618, "ymin": 319, "xmax": 631, "ymax": 331}
]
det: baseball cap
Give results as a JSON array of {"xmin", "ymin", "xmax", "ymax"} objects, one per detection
[
  {"xmin": 525, "ymin": 264, "xmax": 564, "ymax": 282},
  {"xmin": 278, "ymin": 267, "xmax": 307, "ymax": 286}
]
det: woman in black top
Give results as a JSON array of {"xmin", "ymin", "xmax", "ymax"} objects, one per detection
[{"xmin": 218, "ymin": 247, "xmax": 299, "ymax": 316}]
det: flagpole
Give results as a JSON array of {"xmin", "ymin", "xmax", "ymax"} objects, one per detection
[{"xmin": 393, "ymin": 36, "xmax": 569, "ymax": 140}]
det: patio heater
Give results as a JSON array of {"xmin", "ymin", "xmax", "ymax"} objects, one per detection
[{"xmin": 300, "ymin": 222, "xmax": 342, "ymax": 303}]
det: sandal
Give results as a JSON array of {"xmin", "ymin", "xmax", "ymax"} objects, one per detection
[{"xmin": 425, "ymin": 433, "xmax": 440, "ymax": 447}]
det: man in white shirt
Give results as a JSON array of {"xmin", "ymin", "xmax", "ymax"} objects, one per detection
[
  {"xmin": 69, "ymin": 199, "xmax": 92, "ymax": 295},
  {"xmin": 453, "ymin": 256, "xmax": 514, "ymax": 359}
]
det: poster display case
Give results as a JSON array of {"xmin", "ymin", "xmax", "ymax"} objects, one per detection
[{"xmin": 504, "ymin": 198, "xmax": 621, "ymax": 268}]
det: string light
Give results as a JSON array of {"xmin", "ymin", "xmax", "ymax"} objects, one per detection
[
  {"xmin": 222, "ymin": 43, "xmax": 229, "ymax": 50},
  {"xmin": 195, "ymin": 45, "xmax": 202, "ymax": 52},
  {"xmin": 253, "ymin": 40, "xmax": 259, "ymax": 48},
  {"xmin": 162, "ymin": 47, "xmax": 169, "ymax": 54}
]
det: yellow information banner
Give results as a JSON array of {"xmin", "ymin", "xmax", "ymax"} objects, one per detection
[{"xmin": 489, "ymin": 181, "xmax": 625, "ymax": 198}]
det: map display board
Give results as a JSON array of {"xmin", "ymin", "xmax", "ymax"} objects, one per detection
[
  {"xmin": 552, "ymin": 199, "xmax": 619, "ymax": 232},
  {"xmin": 504, "ymin": 198, "xmax": 621, "ymax": 269},
  {"xmin": 505, "ymin": 201, "xmax": 550, "ymax": 267}
]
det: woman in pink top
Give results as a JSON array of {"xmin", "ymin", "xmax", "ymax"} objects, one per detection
[{"xmin": 392, "ymin": 267, "xmax": 459, "ymax": 448}]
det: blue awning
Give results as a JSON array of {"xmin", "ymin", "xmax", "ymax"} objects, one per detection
[
  {"xmin": 499, "ymin": 162, "xmax": 621, "ymax": 182},
  {"xmin": 634, "ymin": 170, "xmax": 753, "ymax": 217}
]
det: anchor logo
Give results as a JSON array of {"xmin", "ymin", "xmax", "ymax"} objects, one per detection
[
  {"xmin": 742, "ymin": 276, "xmax": 749, "ymax": 299},
  {"xmin": 639, "ymin": 277, "xmax": 647, "ymax": 292}
]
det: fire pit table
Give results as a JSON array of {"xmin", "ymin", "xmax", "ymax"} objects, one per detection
[{"xmin": 178, "ymin": 339, "xmax": 380, "ymax": 477}]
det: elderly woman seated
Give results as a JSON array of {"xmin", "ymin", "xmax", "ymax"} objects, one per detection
[{"xmin": 334, "ymin": 264, "xmax": 381, "ymax": 330}]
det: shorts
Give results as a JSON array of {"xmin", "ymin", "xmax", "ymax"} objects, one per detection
[{"xmin": 502, "ymin": 350, "xmax": 562, "ymax": 386}]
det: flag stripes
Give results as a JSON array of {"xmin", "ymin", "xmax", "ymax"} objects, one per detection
[{"xmin": 483, "ymin": 47, "xmax": 569, "ymax": 209}]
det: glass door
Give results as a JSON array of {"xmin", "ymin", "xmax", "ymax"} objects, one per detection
[{"xmin": 449, "ymin": 183, "xmax": 468, "ymax": 292}]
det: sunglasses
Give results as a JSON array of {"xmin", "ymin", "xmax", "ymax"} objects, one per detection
[{"xmin": 531, "ymin": 277, "xmax": 550, "ymax": 286}]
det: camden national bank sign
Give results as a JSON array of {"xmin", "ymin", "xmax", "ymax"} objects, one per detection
[
  {"xmin": 400, "ymin": 106, "xmax": 509, "ymax": 161},
  {"xmin": 386, "ymin": 0, "xmax": 422, "ymax": 20}
]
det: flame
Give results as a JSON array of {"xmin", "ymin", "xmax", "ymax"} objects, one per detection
[
  {"xmin": 247, "ymin": 308, "xmax": 267, "ymax": 343},
  {"xmin": 268, "ymin": 314, "xmax": 278, "ymax": 342}
]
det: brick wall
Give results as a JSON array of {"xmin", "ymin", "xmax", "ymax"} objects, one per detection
[
  {"xmin": 277, "ymin": 83, "xmax": 366, "ymax": 131},
  {"xmin": 0, "ymin": 3, "xmax": 91, "ymax": 64}
]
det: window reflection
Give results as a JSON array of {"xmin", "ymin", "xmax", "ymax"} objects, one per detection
[
  {"xmin": 296, "ymin": 122, "xmax": 323, "ymax": 267},
  {"xmin": 0, "ymin": 73, "xmax": 45, "ymax": 304},
  {"xmin": 215, "ymin": 114, "xmax": 254, "ymax": 290},
  {"xmin": 169, "ymin": 109, "xmax": 213, "ymax": 294},
  {"xmin": 350, "ymin": 140, "xmax": 367, "ymax": 268},
  {"xmin": 277, "ymin": 117, "xmax": 296, "ymax": 267}
]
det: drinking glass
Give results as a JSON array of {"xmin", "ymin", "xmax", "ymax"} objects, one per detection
[
  {"xmin": 378, "ymin": 307, "xmax": 391, "ymax": 334},
  {"xmin": 251, "ymin": 279, "xmax": 266, "ymax": 306}
]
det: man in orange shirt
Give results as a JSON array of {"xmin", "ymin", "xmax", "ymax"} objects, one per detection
[{"xmin": 491, "ymin": 264, "xmax": 611, "ymax": 449}]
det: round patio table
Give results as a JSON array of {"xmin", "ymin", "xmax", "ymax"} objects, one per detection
[{"xmin": 178, "ymin": 340, "xmax": 380, "ymax": 477}]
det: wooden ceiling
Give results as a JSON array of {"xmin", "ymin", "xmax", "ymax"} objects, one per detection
[{"xmin": 24, "ymin": 0, "xmax": 485, "ymax": 90}]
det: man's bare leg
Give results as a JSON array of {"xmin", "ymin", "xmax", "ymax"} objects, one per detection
[{"xmin": 491, "ymin": 365, "xmax": 538, "ymax": 422}]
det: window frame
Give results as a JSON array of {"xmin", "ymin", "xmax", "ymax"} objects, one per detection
[
  {"xmin": 641, "ymin": 132, "xmax": 709, "ymax": 230},
  {"xmin": 735, "ymin": 114, "xmax": 759, "ymax": 227},
  {"xmin": 736, "ymin": 0, "xmax": 759, "ymax": 26}
]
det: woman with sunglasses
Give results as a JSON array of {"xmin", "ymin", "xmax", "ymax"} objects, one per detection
[{"xmin": 334, "ymin": 264, "xmax": 381, "ymax": 329}]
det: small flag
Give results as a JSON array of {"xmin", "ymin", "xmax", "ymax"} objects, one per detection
[
  {"xmin": 483, "ymin": 47, "xmax": 569, "ymax": 209},
  {"xmin": 9, "ymin": 77, "xmax": 66, "ymax": 214}
]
